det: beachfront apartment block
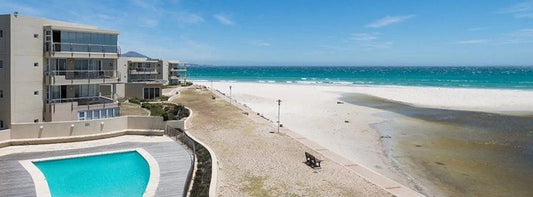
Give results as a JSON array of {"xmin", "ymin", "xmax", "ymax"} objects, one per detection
[
  {"xmin": 0, "ymin": 14, "xmax": 121, "ymax": 129},
  {"xmin": 117, "ymin": 56, "xmax": 164, "ymax": 100},
  {"xmin": 167, "ymin": 60, "xmax": 188, "ymax": 85}
]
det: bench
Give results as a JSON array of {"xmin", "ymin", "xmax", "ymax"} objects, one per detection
[{"xmin": 305, "ymin": 152, "xmax": 322, "ymax": 169}]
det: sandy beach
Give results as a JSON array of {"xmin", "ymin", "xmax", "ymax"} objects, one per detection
[
  {"xmin": 195, "ymin": 81, "xmax": 533, "ymax": 196},
  {"xmin": 173, "ymin": 87, "xmax": 395, "ymax": 196}
]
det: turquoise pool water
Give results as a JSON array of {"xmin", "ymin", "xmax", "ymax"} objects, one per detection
[{"xmin": 33, "ymin": 151, "xmax": 150, "ymax": 197}]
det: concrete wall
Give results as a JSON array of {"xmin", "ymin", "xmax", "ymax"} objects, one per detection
[
  {"xmin": 0, "ymin": 129, "xmax": 10, "ymax": 141},
  {"xmin": 10, "ymin": 15, "xmax": 46, "ymax": 124},
  {"xmin": 162, "ymin": 60, "xmax": 169, "ymax": 85},
  {"xmin": 116, "ymin": 83, "xmax": 126, "ymax": 98},
  {"xmin": 9, "ymin": 115, "xmax": 164, "ymax": 139},
  {"xmin": 125, "ymin": 83, "xmax": 162, "ymax": 99},
  {"xmin": 0, "ymin": 15, "xmax": 11, "ymax": 129},
  {"xmin": 166, "ymin": 120, "xmax": 185, "ymax": 130},
  {"xmin": 117, "ymin": 56, "xmax": 129, "ymax": 83}
]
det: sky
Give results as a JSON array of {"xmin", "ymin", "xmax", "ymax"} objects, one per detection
[{"xmin": 1, "ymin": 0, "xmax": 533, "ymax": 66}]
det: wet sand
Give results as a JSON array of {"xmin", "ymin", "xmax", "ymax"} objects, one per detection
[
  {"xmin": 197, "ymin": 81, "xmax": 533, "ymax": 196},
  {"xmin": 341, "ymin": 93, "xmax": 533, "ymax": 197}
]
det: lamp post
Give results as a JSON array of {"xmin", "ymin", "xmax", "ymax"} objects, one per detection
[
  {"xmin": 229, "ymin": 85, "xmax": 232, "ymax": 104},
  {"xmin": 277, "ymin": 99, "xmax": 282, "ymax": 133}
]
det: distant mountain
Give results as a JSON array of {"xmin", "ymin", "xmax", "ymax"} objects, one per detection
[{"xmin": 121, "ymin": 51, "xmax": 150, "ymax": 58}]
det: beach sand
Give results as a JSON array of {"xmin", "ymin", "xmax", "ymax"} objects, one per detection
[
  {"xmin": 173, "ymin": 87, "xmax": 392, "ymax": 196},
  {"xmin": 196, "ymin": 81, "xmax": 533, "ymax": 196}
]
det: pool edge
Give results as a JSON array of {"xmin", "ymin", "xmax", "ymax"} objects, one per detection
[{"xmin": 19, "ymin": 148, "xmax": 160, "ymax": 197}]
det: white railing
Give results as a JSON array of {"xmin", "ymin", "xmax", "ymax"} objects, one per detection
[
  {"xmin": 48, "ymin": 70, "xmax": 119, "ymax": 80},
  {"xmin": 46, "ymin": 42, "xmax": 120, "ymax": 54},
  {"xmin": 48, "ymin": 96, "xmax": 115, "ymax": 105}
]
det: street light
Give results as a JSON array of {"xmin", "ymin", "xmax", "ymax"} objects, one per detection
[
  {"xmin": 277, "ymin": 99, "xmax": 282, "ymax": 133},
  {"xmin": 229, "ymin": 85, "xmax": 232, "ymax": 104}
]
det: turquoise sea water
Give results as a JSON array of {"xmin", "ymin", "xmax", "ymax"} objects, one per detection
[
  {"xmin": 187, "ymin": 66, "xmax": 533, "ymax": 89},
  {"xmin": 33, "ymin": 151, "xmax": 150, "ymax": 197}
]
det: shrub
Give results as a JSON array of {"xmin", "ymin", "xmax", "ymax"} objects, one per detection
[
  {"xmin": 129, "ymin": 97, "xmax": 140, "ymax": 104},
  {"xmin": 159, "ymin": 95, "xmax": 170, "ymax": 101},
  {"xmin": 141, "ymin": 103, "xmax": 190, "ymax": 121}
]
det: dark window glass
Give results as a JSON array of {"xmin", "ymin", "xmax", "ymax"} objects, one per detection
[
  {"xmin": 144, "ymin": 88, "xmax": 149, "ymax": 99},
  {"xmin": 155, "ymin": 88, "xmax": 160, "ymax": 98}
]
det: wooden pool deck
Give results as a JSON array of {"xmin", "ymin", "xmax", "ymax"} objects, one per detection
[{"xmin": 0, "ymin": 136, "xmax": 192, "ymax": 197}]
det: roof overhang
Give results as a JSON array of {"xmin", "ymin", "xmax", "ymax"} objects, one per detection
[{"xmin": 44, "ymin": 25, "xmax": 120, "ymax": 35}]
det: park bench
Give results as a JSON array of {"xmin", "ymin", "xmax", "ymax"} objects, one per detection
[{"xmin": 305, "ymin": 152, "xmax": 322, "ymax": 169}]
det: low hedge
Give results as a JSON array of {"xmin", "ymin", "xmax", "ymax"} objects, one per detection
[{"xmin": 141, "ymin": 103, "xmax": 190, "ymax": 121}]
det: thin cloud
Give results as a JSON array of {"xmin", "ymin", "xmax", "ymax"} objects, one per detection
[
  {"xmin": 250, "ymin": 40, "xmax": 271, "ymax": 47},
  {"xmin": 366, "ymin": 15, "xmax": 415, "ymax": 28},
  {"xmin": 348, "ymin": 32, "xmax": 391, "ymax": 49},
  {"xmin": 498, "ymin": 1, "xmax": 533, "ymax": 18},
  {"xmin": 214, "ymin": 14, "xmax": 234, "ymax": 25},
  {"xmin": 499, "ymin": 29, "xmax": 533, "ymax": 44},
  {"xmin": 176, "ymin": 12, "xmax": 204, "ymax": 24},
  {"xmin": 360, "ymin": 42, "xmax": 393, "ymax": 49},
  {"xmin": 456, "ymin": 39, "xmax": 488, "ymax": 44},
  {"xmin": 350, "ymin": 33, "xmax": 380, "ymax": 41},
  {"xmin": 467, "ymin": 27, "xmax": 488, "ymax": 31}
]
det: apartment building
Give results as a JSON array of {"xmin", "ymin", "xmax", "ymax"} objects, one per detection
[
  {"xmin": 167, "ymin": 60, "xmax": 188, "ymax": 85},
  {"xmin": 0, "ymin": 14, "xmax": 121, "ymax": 129},
  {"xmin": 117, "ymin": 55, "xmax": 165, "ymax": 100}
]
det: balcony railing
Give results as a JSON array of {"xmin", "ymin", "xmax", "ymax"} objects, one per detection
[
  {"xmin": 48, "ymin": 96, "xmax": 115, "ymax": 106},
  {"xmin": 49, "ymin": 70, "xmax": 119, "ymax": 80},
  {"xmin": 170, "ymin": 68, "xmax": 187, "ymax": 72},
  {"xmin": 46, "ymin": 42, "xmax": 120, "ymax": 54},
  {"xmin": 128, "ymin": 78, "xmax": 167, "ymax": 83}
]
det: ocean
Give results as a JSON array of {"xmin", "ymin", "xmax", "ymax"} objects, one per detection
[{"xmin": 187, "ymin": 66, "xmax": 533, "ymax": 89}]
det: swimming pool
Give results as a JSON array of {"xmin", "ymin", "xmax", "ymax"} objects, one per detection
[{"xmin": 32, "ymin": 150, "xmax": 151, "ymax": 197}]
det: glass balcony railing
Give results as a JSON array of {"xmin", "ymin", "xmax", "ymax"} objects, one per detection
[
  {"xmin": 48, "ymin": 96, "xmax": 115, "ymax": 106},
  {"xmin": 46, "ymin": 42, "xmax": 120, "ymax": 53},
  {"xmin": 48, "ymin": 70, "xmax": 119, "ymax": 80}
]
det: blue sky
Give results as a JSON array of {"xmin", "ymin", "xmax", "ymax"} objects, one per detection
[{"xmin": 2, "ymin": 0, "xmax": 533, "ymax": 66}]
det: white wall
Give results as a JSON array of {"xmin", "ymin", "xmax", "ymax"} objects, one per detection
[
  {"xmin": 9, "ymin": 115, "xmax": 166, "ymax": 139},
  {"xmin": 10, "ymin": 15, "xmax": 45, "ymax": 124}
]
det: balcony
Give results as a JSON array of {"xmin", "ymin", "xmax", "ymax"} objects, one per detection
[
  {"xmin": 128, "ymin": 78, "xmax": 166, "ymax": 84},
  {"xmin": 129, "ymin": 69, "xmax": 159, "ymax": 75},
  {"xmin": 44, "ymin": 96, "xmax": 119, "ymax": 122},
  {"xmin": 170, "ymin": 67, "xmax": 187, "ymax": 72},
  {"xmin": 45, "ymin": 42, "xmax": 120, "ymax": 59},
  {"xmin": 45, "ymin": 70, "xmax": 121, "ymax": 85}
]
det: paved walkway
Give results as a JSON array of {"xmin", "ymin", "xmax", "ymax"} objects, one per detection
[{"xmin": 0, "ymin": 136, "xmax": 192, "ymax": 197}]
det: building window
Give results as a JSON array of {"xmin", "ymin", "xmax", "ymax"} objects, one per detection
[
  {"xmin": 34, "ymin": 91, "xmax": 39, "ymax": 95},
  {"xmin": 33, "ymin": 34, "xmax": 38, "ymax": 38},
  {"xmin": 0, "ymin": 60, "xmax": 3, "ymax": 68},
  {"xmin": 143, "ymin": 87, "xmax": 161, "ymax": 100},
  {"xmin": 0, "ymin": 90, "xmax": 3, "ymax": 98},
  {"xmin": 0, "ymin": 120, "xmax": 3, "ymax": 128},
  {"xmin": 78, "ymin": 111, "xmax": 86, "ymax": 120},
  {"xmin": 0, "ymin": 30, "xmax": 3, "ymax": 38},
  {"xmin": 78, "ymin": 107, "xmax": 119, "ymax": 120},
  {"xmin": 34, "ymin": 62, "xmax": 39, "ymax": 67}
]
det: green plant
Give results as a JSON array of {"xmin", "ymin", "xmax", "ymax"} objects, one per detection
[
  {"xmin": 159, "ymin": 95, "xmax": 170, "ymax": 101},
  {"xmin": 129, "ymin": 97, "xmax": 140, "ymax": 104},
  {"xmin": 141, "ymin": 103, "xmax": 190, "ymax": 121}
]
